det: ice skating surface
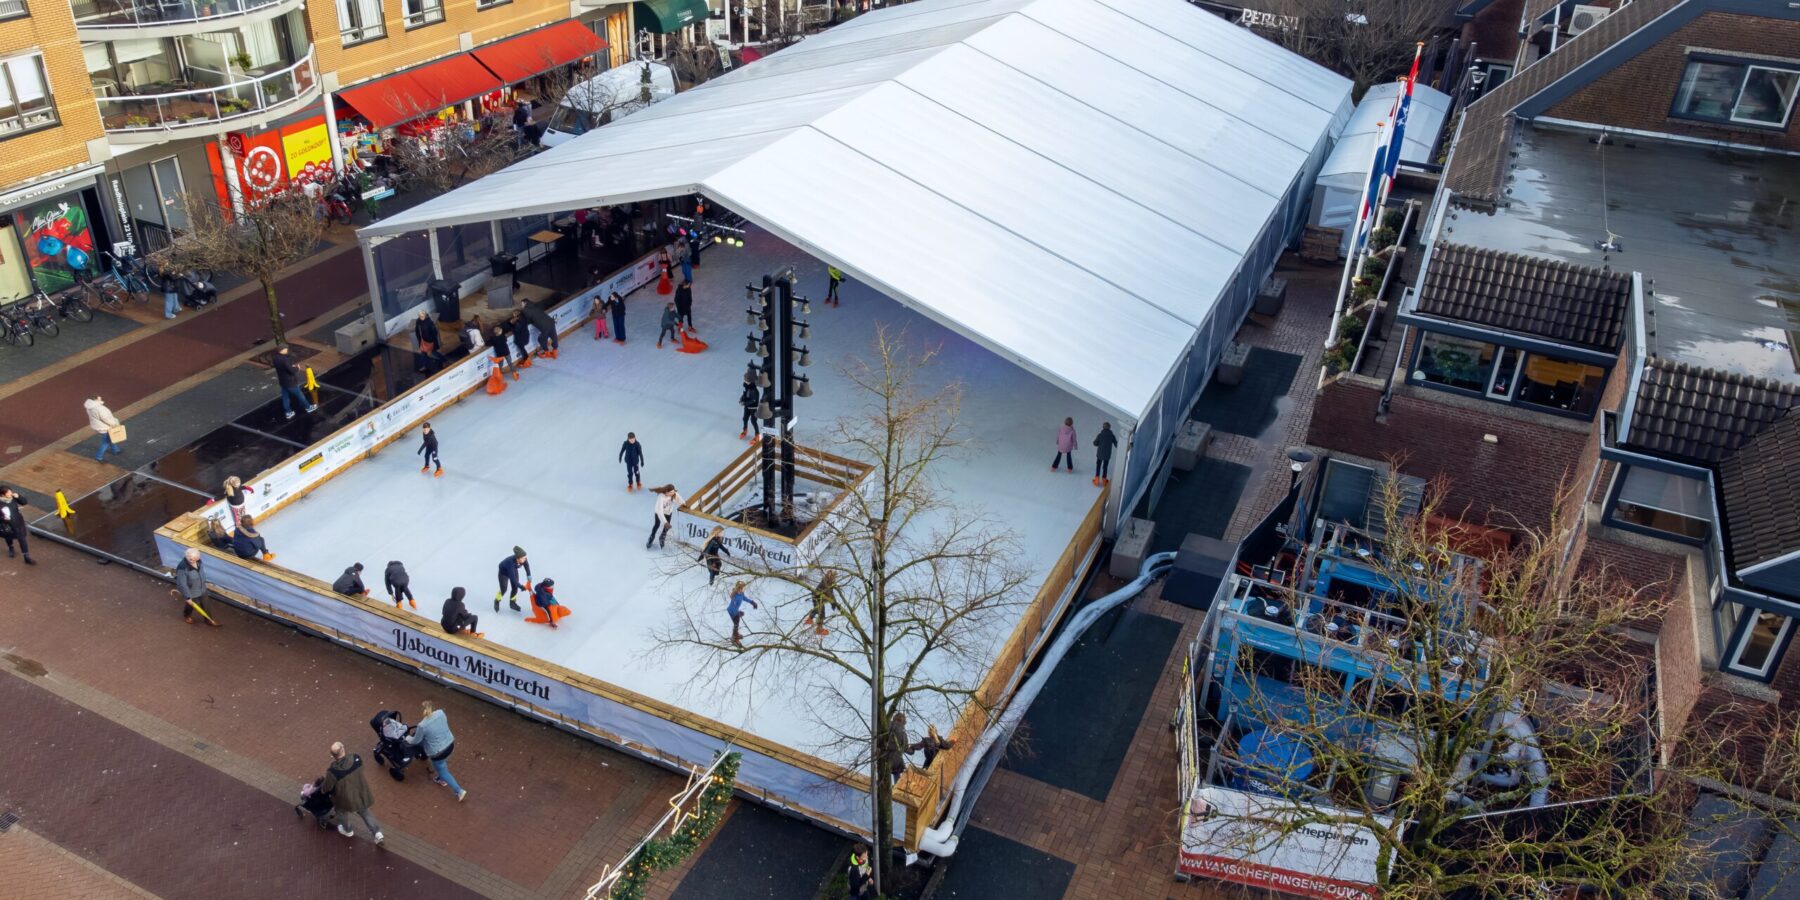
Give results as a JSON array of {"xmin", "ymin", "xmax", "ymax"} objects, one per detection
[{"xmin": 263, "ymin": 227, "xmax": 1108, "ymax": 762}]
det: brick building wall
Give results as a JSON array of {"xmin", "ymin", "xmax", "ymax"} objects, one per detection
[
  {"xmin": 1464, "ymin": 0, "xmax": 1526, "ymax": 67},
  {"xmin": 1772, "ymin": 629, "xmax": 1800, "ymax": 706},
  {"xmin": 1544, "ymin": 12, "xmax": 1800, "ymax": 150},
  {"xmin": 310, "ymin": 0, "xmax": 573, "ymax": 88},
  {"xmin": 0, "ymin": 8, "xmax": 105, "ymax": 190}
]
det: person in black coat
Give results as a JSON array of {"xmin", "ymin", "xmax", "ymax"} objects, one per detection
[
  {"xmin": 441, "ymin": 587, "xmax": 480, "ymax": 637},
  {"xmin": 413, "ymin": 311, "xmax": 442, "ymax": 373},
  {"xmin": 385, "ymin": 560, "xmax": 415, "ymax": 610},
  {"xmin": 333, "ymin": 562, "xmax": 368, "ymax": 596},
  {"xmin": 738, "ymin": 374, "xmax": 761, "ymax": 440},
  {"xmin": 618, "ymin": 433, "xmax": 644, "ymax": 490},
  {"xmin": 0, "ymin": 485, "xmax": 33, "ymax": 565},
  {"xmin": 486, "ymin": 326, "xmax": 519, "ymax": 379},
  {"xmin": 495, "ymin": 547, "xmax": 530, "ymax": 612},
  {"xmin": 272, "ymin": 345, "xmax": 315, "ymax": 419},
  {"xmin": 607, "ymin": 291, "xmax": 627, "ymax": 344},
  {"xmin": 698, "ymin": 526, "xmax": 732, "ymax": 585},
  {"xmin": 509, "ymin": 311, "xmax": 532, "ymax": 364},
  {"xmin": 417, "ymin": 422, "xmax": 441, "ymax": 476},
  {"xmin": 673, "ymin": 280, "xmax": 695, "ymax": 332},
  {"xmin": 232, "ymin": 514, "xmax": 273, "ymax": 561},
  {"xmin": 1092, "ymin": 421, "xmax": 1119, "ymax": 486},
  {"xmin": 523, "ymin": 301, "xmax": 558, "ymax": 357}
]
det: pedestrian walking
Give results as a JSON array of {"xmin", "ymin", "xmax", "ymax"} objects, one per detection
[
  {"xmin": 847, "ymin": 845, "xmax": 874, "ymax": 900},
  {"xmin": 1092, "ymin": 421, "xmax": 1117, "ymax": 487},
  {"xmin": 85, "ymin": 396, "xmax": 125, "ymax": 461},
  {"xmin": 221, "ymin": 475, "xmax": 254, "ymax": 526},
  {"xmin": 385, "ymin": 560, "xmax": 416, "ymax": 610},
  {"xmin": 414, "ymin": 311, "xmax": 442, "ymax": 373},
  {"xmin": 170, "ymin": 547, "xmax": 219, "ymax": 626},
  {"xmin": 271, "ymin": 346, "xmax": 316, "ymax": 420},
  {"xmin": 1050, "ymin": 416, "xmax": 1077, "ymax": 473},
  {"xmin": 332, "ymin": 562, "xmax": 369, "ymax": 596},
  {"xmin": 805, "ymin": 570, "xmax": 838, "ymax": 635},
  {"xmin": 699, "ymin": 526, "xmax": 732, "ymax": 584},
  {"xmin": 673, "ymin": 280, "xmax": 695, "ymax": 332},
  {"xmin": 441, "ymin": 587, "xmax": 482, "ymax": 637},
  {"xmin": 657, "ymin": 302, "xmax": 679, "ymax": 348},
  {"xmin": 152, "ymin": 257, "xmax": 181, "ymax": 320},
  {"xmin": 495, "ymin": 547, "xmax": 530, "ymax": 612},
  {"xmin": 727, "ymin": 581, "xmax": 758, "ymax": 646},
  {"xmin": 418, "ymin": 422, "xmax": 442, "ymax": 477},
  {"xmin": 619, "ymin": 433, "xmax": 645, "ymax": 491},
  {"xmin": 231, "ymin": 514, "xmax": 274, "ymax": 561},
  {"xmin": 0, "ymin": 485, "xmax": 33, "ymax": 565},
  {"xmin": 646, "ymin": 484, "xmax": 681, "ymax": 549},
  {"xmin": 738, "ymin": 373, "xmax": 762, "ymax": 440},
  {"xmin": 608, "ymin": 291, "xmax": 627, "ymax": 344},
  {"xmin": 825, "ymin": 266, "xmax": 843, "ymax": 306},
  {"xmin": 321, "ymin": 742, "xmax": 384, "ymax": 844},
  {"xmin": 407, "ymin": 700, "xmax": 468, "ymax": 802}
]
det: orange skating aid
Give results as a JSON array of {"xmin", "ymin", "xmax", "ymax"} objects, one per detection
[
  {"xmin": 525, "ymin": 598, "xmax": 572, "ymax": 626},
  {"xmin": 486, "ymin": 358, "xmax": 507, "ymax": 394},
  {"xmin": 676, "ymin": 325, "xmax": 708, "ymax": 354}
]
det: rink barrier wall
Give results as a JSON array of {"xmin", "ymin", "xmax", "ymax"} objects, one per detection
[
  {"xmin": 893, "ymin": 490, "xmax": 1108, "ymax": 848},
  {"xmin": 677, "ymin": 441, "xmax": 874, "ymax": 568},
  {"xmin": 155, "ymin": 516, "xmax": 884, "ymax": 840}
]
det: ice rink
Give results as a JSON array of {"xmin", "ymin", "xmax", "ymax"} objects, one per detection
[{"xmin": 261, "ymin": 226, "xmax": 1109, "ymax": 762}]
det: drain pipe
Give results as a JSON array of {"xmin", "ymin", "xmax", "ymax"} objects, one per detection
[{"xmin": 915, "ymin": 550, "xmax": 1178, "ymax": 858}]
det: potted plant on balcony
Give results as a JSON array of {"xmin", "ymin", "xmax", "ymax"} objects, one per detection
[{"xmin": 231, "ymin": 52, "xmax": 253, "ymax": 72}]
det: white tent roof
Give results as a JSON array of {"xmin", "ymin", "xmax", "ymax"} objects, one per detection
[
  {"xmin": 364, "ymin": 0, "xmax": 1351, "ymax": 421},
  {"xmin": 1316, "ymin": 80, "xmax": 1450, "ymax": 190}
]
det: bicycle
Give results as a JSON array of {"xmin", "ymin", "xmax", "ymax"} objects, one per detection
[
  {"xmin": 101, "ymin": 251, "xmax": 151, "ymax": 300},
  {"xmin": 48, "ymin": 287, "xmax": 93, "ymax": 324},
  {"xmin": 0, "ymin": 302, "xmax": 34, "ymax": 347},
  {"xmin": 23, "ymin": 292, "xmax": 58, "ymax": 338},
  {"xmin": 78, "ymin": 269, "xmax": 130, "ymax": 310}
]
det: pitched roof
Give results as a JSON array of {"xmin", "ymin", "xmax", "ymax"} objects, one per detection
[
  {"xmin": 1444, "ymin": 0, "xmax": 1685, "ymax": 203},
  {"xmin": 1717, "ymin": 414, "xmax": 1800, "ymax": 569},
  {"xmin": 1416, "ymin": 243, "xmax": 1631, "ymax": 352},
  {"xmin": 1624, "ymin": 357, "xmax": 1800, "ymax": 464}
]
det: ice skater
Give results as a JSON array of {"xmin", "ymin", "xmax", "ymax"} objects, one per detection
[
  {"xmin": 591, "ymin": 285, "xmax": 610, "ymax": 340},
  {"xmin": 825, "ymin": 266, "xmax": 843, "ymax": 306},
  {"xmin": 647, "ymin": 484, "xmax": 681, "ymax": 549},
  {"xmin": 698, "ymin": 525, "xmax": 732, "ymax": 584},
  {"xmin": 657, "ymin": 302, "xmax": 679, "ymax": 348},
  {"xmin": 608, "ymin": 291, "xmax": 627, "ymax": 344},
  {"xmin": 674, "ymin": 280, "xmax": 695, "ymax": 332},
  {"xmin": 524, "ymin": 301, "xmax": 558, "ymax": 359},
  {"xmin": 441, "ymin": 587, "xmax": 482, "ymax": 638},
  {"xmin": 385, "ymin": 560, "xmax": 416, "ymax": 610},
  {"xmin": 805, "ymin": 570, "xmax": 839, "ymax": 635},
  {"xmin": 418, "ymin": 422, "xmax": 442, "ymax": 476},
  {"xmin": 1051, "ymin": 417, "xmax": 1077, "ymax": 473},
  {"xmin": 509, "ymin": 310, "xmax": 534, "ymax": 368},
  {"xmin": 738, "ymin": 373, "xmax": 762, "ymax": 440},
  {"xmin": 1093, "ymin": 421, "xmax": 1117, "ymax": 487},
  {"xmin": 727, "ymin": 582, "xmax": 758, "ymax": 647},
  {"xmin": 231, "ymin": 514, "xmax": 274, "ymax": 562},
  {"xmin": 332, "ymin": 562, "xmax": 369, "ymax": 596},
  {"xmin": 487, "ymin": 326, "xmax": 520, "ymax": 380},
  {"xmin": 619, "ymin": 433, "xmax": 645, "ymax": 491},
  {"xmin": 495, "ymin": 547, "xmax": 531, "ymax": 612},
  {"xmin": 222, "ymin": 475, "xmax": 254, "ymax": 526}
]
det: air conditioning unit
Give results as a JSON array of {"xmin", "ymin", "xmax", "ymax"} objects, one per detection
[{"xmin": 1567, "ymin": 4, "xmax": 1610, "ymax": 36}]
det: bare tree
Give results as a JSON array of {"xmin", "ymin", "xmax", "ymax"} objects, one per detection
[
  {"xmin": 165, "ymin": 185, "xmax": 325, "ymax": 345},
  {"xmin": 649, "ymin": 327, "xmax": 1030, "ymax": 895},
  {"xmin": 384, "ymin": 103, "xmax": 531, "ymax": 197},
  {"xmin": 1252, "ymin": 0, "xmax": 1454, "ymax": 96},
  {"xmin": 665, "ymin": 34, "xmax": 724, "ymax": 87},
  {"xmin": 1196, "ymin": 476, "xmax": 1724, "ymax": 898}
]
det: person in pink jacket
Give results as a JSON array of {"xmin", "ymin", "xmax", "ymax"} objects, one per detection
[{"xmin": 1051, "ymin": 417, "xmax": 1077, "ymax": 473}]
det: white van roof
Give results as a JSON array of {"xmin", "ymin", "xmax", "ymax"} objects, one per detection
[{"xmin": 562, "ymin": 61, "xmax": 676, "ymax": 110}]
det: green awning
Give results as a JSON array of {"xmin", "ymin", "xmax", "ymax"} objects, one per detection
[{"xmin": 633, "ymin": 0, "xmax": 709, "ymax": 33}]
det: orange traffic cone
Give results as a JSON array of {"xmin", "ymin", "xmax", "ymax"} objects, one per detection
[{"xmin": 486, "ymin": 360, "xmax": 507, "ymax": 395}]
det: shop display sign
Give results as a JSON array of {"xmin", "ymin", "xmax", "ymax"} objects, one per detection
[{"xmin": 15, "ymin": 195, "xmax": 97, "ymax": 293}]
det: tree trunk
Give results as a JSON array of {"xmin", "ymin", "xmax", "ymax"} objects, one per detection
[{"xmin": 263, "ymin": 277, "xmax": 286, "ymax": 345}]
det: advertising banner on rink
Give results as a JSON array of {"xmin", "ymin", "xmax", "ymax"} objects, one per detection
[{"xmin": 1179, "ymin": 785, "xmax": 1393, "ymax": 900}]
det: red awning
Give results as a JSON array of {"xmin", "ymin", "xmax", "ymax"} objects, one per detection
[
  {"xmin": 471, "ymin": 21, "xmax": 607, "ymax": 85},
  {"xmin": 337, "ymin": 55, "xmax": 504, "ymax": 130}
]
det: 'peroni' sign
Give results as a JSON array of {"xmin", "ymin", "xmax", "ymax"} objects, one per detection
[{"xmin": 391, "ymin": 627, "xmax": 551, "ymax": 700}]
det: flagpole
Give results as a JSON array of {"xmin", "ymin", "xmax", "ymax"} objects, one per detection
[
  {"xmin": 1324, "ymin": 116, "xmax": 1387, "ymax": 350},
  {"xmin": 1356, "ymin": 43, "xmax": 1423, "ymax": 282}
]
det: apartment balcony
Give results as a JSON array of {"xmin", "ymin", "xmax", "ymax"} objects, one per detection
[
  {"xmin": 73, "ymin": 0, "xmax": 305, "ymax": 40},
  {"xmin": 96, "ymin": 46, "xmax": 317, "ymax": 143}
]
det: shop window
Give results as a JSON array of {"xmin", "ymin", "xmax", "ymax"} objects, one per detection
[
  {"xmin": 1608, "ymin": 465, "xmax": 1710, "ymax": 541},
  {"xmin": 403, "ymin": 0, "xmax": 443, "ymax": 29},
  {"xmin": 1673, "ymin": 56, "xmax": 1800, "ymax": 129},
  {"xmin": 1725, "ymin": 607, "xmax": 1793, "ymax": 679},
  {"xmin": 0, "ymin": 53, "xmax": 58, "ymax": 139},
  {"xmin": 1515, "ymin": 353, "xmax": 1604, "ymax": 416},
  {"xmin": 336, "ymin": 0, "xmax": 385, "ymax": 45},
  {"xmin": 1413, "ymin": 331, "xmax": 1495, "ymax": 393}
]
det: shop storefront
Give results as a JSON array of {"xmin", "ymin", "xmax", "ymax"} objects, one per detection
[{"xmin": 0, "ymin": 169, "xmax": 116, "ymax": 299}]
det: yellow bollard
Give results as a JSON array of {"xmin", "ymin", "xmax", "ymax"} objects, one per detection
[
  {"xmin": 304, "ymin": 366, "xmax": 319, "ymax": 391},
  {"xmin": 54, "ymin": 490, "xmax": 74, "ymax": 518}
]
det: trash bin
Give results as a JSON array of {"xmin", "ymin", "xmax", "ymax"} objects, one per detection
[
  {"xmin": 488, "ymin": 253, "xmax": 516, "ymax": 277},
  {"xmin": 428, "ymin": 279, "xmax": 459, "ymax": 323}
]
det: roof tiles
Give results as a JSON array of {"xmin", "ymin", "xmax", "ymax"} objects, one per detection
[
  {"xmin": 1417, "ymin": 243, "xmax": 1631, "ymax": 352},
  {"xmin": 1717, "ymin": 415, "xmax": 1800, "ymax": 569},
  {"xmin": 1624, "ymin": 357, "xmax": 1800, "ymax": 464}
]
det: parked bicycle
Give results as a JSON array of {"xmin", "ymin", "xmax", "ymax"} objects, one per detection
[
  {"xmin": 0, "ymin": 302, "xmax": 34, "ymax": 346},
  {"xmin": 49, "ymin": 287, "xmax": 93, "ymax": 324},
  {"xmin": 100, "ymin": 250, "xmax": 150, "ymax": 301}
]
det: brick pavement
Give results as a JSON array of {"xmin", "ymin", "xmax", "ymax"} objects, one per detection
[{"xmin": 0, "ymin": 540, "xmax": 743, "ymax": 899}]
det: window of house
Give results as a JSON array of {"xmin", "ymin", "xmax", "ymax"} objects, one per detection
[
  {"xmin": 476, "ymin": 0, "xmax": 510, "ymax": 9},
  {"xmin": 0, "ymin": 53, "xmax": 58, "ymax": 138},
  {"xmin": 1609, "ymin": 464, "xmax": 1710, "ymax": 540},
  {"xmin": 1515, "ymin": 353, "xmax": 1606, "ymax": 416},
  {"xmin": 1673, "ymin": 57, "xmax": 1800, "ymax": 129},
  {"xmin": 1725, "ymin": 607, "xmax": 1793, "ymax": 679},
  {"xmin": 403, "ymin": 0, "xmax": 443, "ymax": 28},
  {"xmin": 0, "ymin": 0, "xmax": 27, "ymax": 21},
  {"xmin": 336, "ymin": 0, "xmax": 385, "ymax": 44},
  {"xmin": 1413, "ymin": 331, "xmax": 1495, "ymax": 393}
]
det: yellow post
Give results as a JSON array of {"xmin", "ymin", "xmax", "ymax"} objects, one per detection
[
  {"xmin": 303, "ymin": 366, "xmax": 319, "ymax": 392},
  {"xmin": 54, "ymin": 490, "xmax": 74, "ymax": 518}
]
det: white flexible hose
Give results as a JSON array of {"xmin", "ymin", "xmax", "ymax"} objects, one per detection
[{"xmin": 916, "ymin": 551, "xmax": 1178, "ymax": 857}]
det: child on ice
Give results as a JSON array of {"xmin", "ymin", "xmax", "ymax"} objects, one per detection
[
  {"xmin": 418, "ymin": 422, "xmax": 441, "ymax": 476},
  {"xmin": 529, "ymin": 578, "xmax": 567, "ymax": 629},
  {"xmin": 727, "ymin": 582, "xmax": 759, "ymax": 647},
  {"xmin": 1051, "ymin": 417, "xmax": 1077, "ymax": 473}
]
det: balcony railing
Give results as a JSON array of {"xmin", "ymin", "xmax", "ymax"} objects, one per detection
[
  {"xmin": 73, "ymin": 0, "xmax": 291, "ymax": 30},
  {"xmin": 96, "ymin": 49, "xmax": 314, "ymax": 134}
]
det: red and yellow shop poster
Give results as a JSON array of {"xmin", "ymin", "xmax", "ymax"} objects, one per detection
[
  {"xmin": 16, "ymin": 196, "xmax": 96, "ymax": 293},
  {"xmin": 281, "ymin": 118, "xmax": 333, "ymax": 186}
]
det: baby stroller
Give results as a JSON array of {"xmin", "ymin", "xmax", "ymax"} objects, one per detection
[
  {"xmin": 370, "ymin": 709, "xmax": 416, "ymax": 781},
  {"xmin": 294, "ymin": 777, "xmax": 333, "ymax": 829},
  {"xmin": 177, "ymin": 270, "xmax": 216, "ymax": 309}
]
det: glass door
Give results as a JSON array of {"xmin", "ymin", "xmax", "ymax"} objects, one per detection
[{"xmin": 1486, "ymin": 347, "xmax": 1522, "ymax": 400}]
